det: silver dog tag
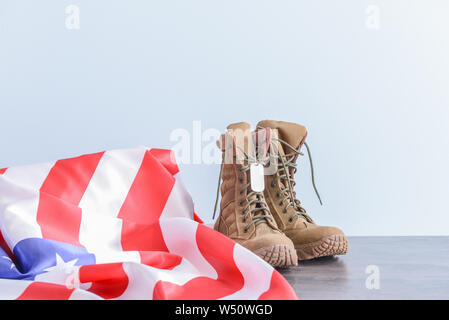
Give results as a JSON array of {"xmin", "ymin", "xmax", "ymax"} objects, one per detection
[{"xmin": 250, "ymin": 163, "xmax": 265, "ymax": 192}]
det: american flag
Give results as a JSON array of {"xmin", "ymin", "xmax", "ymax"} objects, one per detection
[{"xmin": 0, "ymin": 147, "xmax": 297, "ymax": 300}]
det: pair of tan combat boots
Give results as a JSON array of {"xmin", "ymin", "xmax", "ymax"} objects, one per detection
[{"xmin": 213, "ymin": 120, "xmax": 348, "ymax": 267}]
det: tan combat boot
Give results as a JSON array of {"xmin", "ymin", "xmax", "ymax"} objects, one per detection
[
  {"xmin": 257, "ymin": 120, "xmax": 348, "ymax": 260},
  {"xmin": 213, "ymin": 122, "xmax": 298, "ymax": 267}
]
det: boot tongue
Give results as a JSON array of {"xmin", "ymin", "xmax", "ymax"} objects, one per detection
[
  {"xmin": 246, "ymin": 127, "xmax": 271, "ymax": 206},
  {"xmin": 243, "ymin": 128, "xmax": 272, "ymax": 224},
  {"xmin": 252, "ymin": 127, "xmax": 271, "ymax": 161},
  {"xmin": 257, "ymin": 120, "xmax": 307, "ymax": 150},
  {"xmin": 257, "ymin": 120, "xmax": 307, "ymax": 216},
  {"xmin": 226, "ymin": 122, "xmax": 253, "ymax": 163}
]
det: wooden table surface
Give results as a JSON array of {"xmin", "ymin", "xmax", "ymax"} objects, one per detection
[{"xmin": 278, "ymin": 236, "xmax": 449, "ymax": 300}]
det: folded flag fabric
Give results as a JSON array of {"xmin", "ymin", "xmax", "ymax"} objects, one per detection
[{"xmin": 0, "ymin": 147, "xmax": 297, "ymax": 300}]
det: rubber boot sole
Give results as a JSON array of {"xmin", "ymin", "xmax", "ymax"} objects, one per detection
[
  {"xmin": 253, "ymin": 244, "xmax": 298, "ymax": 267},
  {"xmin": 295, "ymin": 234, "xmax": 348, "ymax": 261}
]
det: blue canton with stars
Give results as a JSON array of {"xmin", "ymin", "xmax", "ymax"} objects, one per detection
[{"xmin": 0, "ymin": 238, "xmax": 95, "ymax": 280}]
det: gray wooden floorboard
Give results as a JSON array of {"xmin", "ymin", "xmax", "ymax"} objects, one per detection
[{"xmin": 278, "ymin": 236, "xmax": 449, "ymax": 300}]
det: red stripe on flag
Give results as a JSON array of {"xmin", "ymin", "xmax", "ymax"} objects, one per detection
[
  {"xmin": 0, "ymin": 230, "xmax": 15, "ymax": 263},
  {"xmin": 119, "ymin": 151, "xmax": 174, "ymax": 254},
  {"xmin": 121, "ymin": 221, "xmax": 169, "ymax": 253},
  {"xmin": 40, "ymin": 152, "xmax": 104, "ymax": 204},
  {"xmin": 152, "ymin": 224, "xmax": 244, "ymax": 300},
  {"xmin": 258, "ymin": 270, "xmax": 298, "ymax": 300},
  {"xmin": 149, "ymin": 149, "xmax": 179, "ymax": 175},
  {"xmin": 118, "ymin": 150, "xmax": 175, "ymax": 225},
  {"xmin": 139, "ymin": 251, "xmax": 182, "ymax": 270},
  {"xmin": 193, "ymin": 211, "xmax": 203, "ymax": 224},
  {"xmin": 16, "ymin": 282, "xmax": 75, "ymax": 300},
  {"xmin": 79, "ymin": 263, "xmax": 129, "ymax": 299},
  {"xmin": 0, "ymin": 168, "xmax": 6, "ymax": 175},
  {"xmin": 36, "ymin": 194, "xmax": 84, "ymax": 246},
  {"xmin": 37, "ymin": 152, "xmax": 104, "ymax": 246}
]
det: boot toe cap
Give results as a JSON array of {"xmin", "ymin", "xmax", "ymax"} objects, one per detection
[
  {"xmin": 242, "ymin": 232, "xmax": 298, "ymax": 267},
  {"xmin": 245, "ymin": 231, "xmax": 295, "ymax": 252},
  {"xmin": 286, "ymin": 225, "xmax": 348, "ymax": 260},
  {"xmin": 287, "ymin": 225, "xmax": 346, "ymax": 245}
]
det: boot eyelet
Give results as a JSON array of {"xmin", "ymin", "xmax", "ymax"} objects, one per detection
[
  {"xmin": 243, "ymin": 228, "xmax": 248, "ymax": 233},
  {"xmin": 242, "ymin": 218, "xmax": 246, "ymax": 223},
  {"xmin": 289, "ymin": 217, "xmax": 294, "ymax": 222},
  {"xmin": 276, "ymin": 193, "xmax": 280, "ymax": 198},
  {"xmin": 283, "ymin": 209, "xmax": 287, "ymax": 213}
]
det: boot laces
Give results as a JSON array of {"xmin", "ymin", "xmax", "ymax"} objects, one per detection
[
  {"xmin": 213, "ymin": 150, "xmax": 273, "ymax": 232},
  {"xmin": 271, "ymin": 138, "xmax": 322, "ymax": 222}
]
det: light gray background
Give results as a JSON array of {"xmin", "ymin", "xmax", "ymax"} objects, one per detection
[{"xmin": 1, "ymin": 1, "xmax": 448, "ymax": 235}]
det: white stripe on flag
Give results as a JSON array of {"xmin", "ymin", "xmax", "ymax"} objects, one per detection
[
  {"xmin": 0, "ymin": 162, "xmax": 55, "ymax": 249},
  {"xmin": 0, "ymin": 279, "xmax": 32, "ymax": 299},
  {"xmin": 78, "ymin": 147, "xmax": 146, "ymax": 264},
  {"xmin": 118, "ymin": 258, "xmax": 200, "ymax": 299},
  {"xmin": 159, "ymin": 174, "xmax": 194, "ymax": 220},
  {"xmin": 117, "ymin": 218, "xmax": 218, "ymax": 299},
  {"xmin": 219, "ymin": 244, "xmax": 273, "ymax": 300},
  {"xmin": 160, "ymin": 218, "xmax": 217, "ymax": 279},
  {"xmin": 69, "ymin": 288, "xmax": 103, "ymax": 300}
]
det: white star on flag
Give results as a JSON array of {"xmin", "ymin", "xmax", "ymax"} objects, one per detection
[{"xmin": 35, "ymin": 254, "xmax": 79, "ymax": 285}]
